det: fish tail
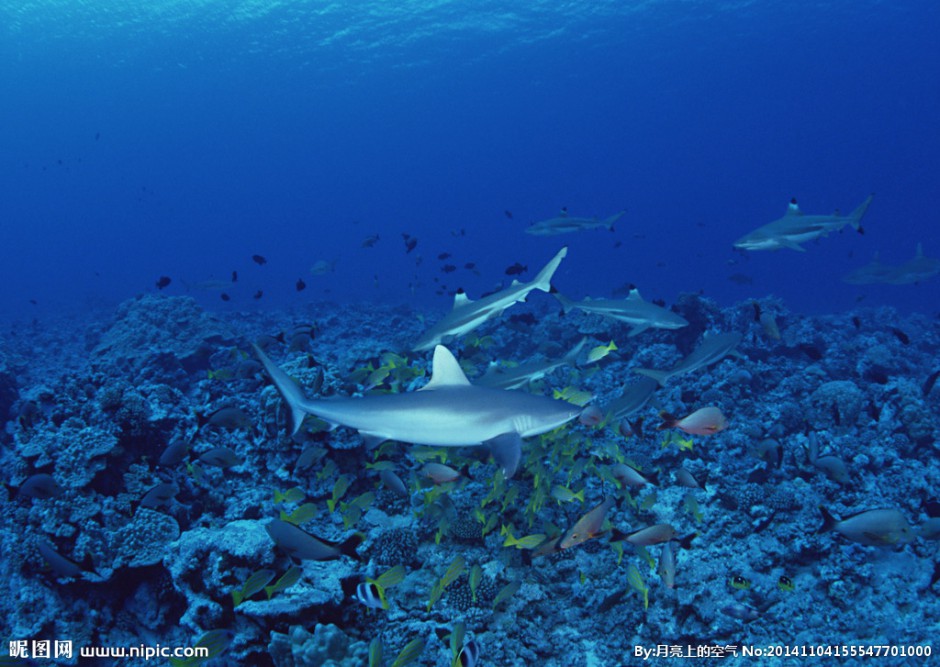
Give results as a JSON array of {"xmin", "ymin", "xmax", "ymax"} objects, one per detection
[
  {"xmin": 634, "ymin": 368, "xmax": 669, "ymax": 387},
  {"xmin": 848, "ymin": 193, "xmax": 874, "ymax": 231},
  {"xmin": 603, "ymin": 210, "xmax": 625, "ymax": 231},
  {"xmin": 532, "ymin": 247, "xmax": 568, "ymax": 293},
  {"xmin": 657, "ymin": 411, "xmax": 677, "ymax": 430},
  {"xmin": 339, "ymin": 533, "xmax": 365, "ymax": 561},
  {"xmin": 552, "ymin": 289, "xmax": 575, "ymax": 315},
  {"xmin": 817, "ymin": 506, "xmax": 838, "ymax": 534}
]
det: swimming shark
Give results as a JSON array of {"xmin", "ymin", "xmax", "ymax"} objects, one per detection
[
  {"xmin": 634, "ymin": 331, "xmax": 743, "ymax": 386},
  {"xmin": 413, "ymin": 247, "xmax": 567, "ymax": 351},
  {"xmin": 733, "ymin": 194, "xmax": 873, "ymax": 252},
  {"xmin": 553, "ymin": 289, "xmax": 689, "ymax": 337},
  {"xmin": 254, "ymin": 343, "xmax": 584, "ymax": 478},
  {"xmin": 477, "ymin": 337, "xmax": 588, "ymax": 390},
  {"xmin": 843, "ymin": 243, "xmax": 940, "ymax": 285},
  {"xmin": 526, "ymin": 209, "xmax": 625, "ymax": 236}
]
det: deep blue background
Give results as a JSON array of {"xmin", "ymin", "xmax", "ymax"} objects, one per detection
[{"xmin": 1, "ymin": 1, "xmax": 938, "ymax": 321}]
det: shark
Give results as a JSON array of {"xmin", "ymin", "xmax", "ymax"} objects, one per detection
[
  {"xmin": 477, "ymin": 337, "xmax": 588, "ymax": 390},
  {"xmin": 843, "ymin": 243, "xmax": 940, "ymax": 285},
  {"xmin": 526, "ymin": 209, "xmax": 625, "ymax": 236},
  {"xmin": 634, "ymin": 331, "xmax": 743, "ymax": 386},
  {"xmin": 254, "ymin": 343, "xmax": 584, "ymax": 478},
  {"xmin": 553, "ymin": 289, "xmax": 689, "ymax": 337},
  {"xmin": 413, "ymin": 247, "xmax": 567, "ymax": 351},
  {"xmin": 733, "ymin": 194, "xmax": 874, "ymax": 252}
]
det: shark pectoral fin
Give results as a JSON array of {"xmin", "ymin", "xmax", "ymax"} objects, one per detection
[
  {"xmin": 779, "ymin": 239, "xmax": 806, "ymax": 252},
  {"xmin": 628, "ymin": 324, "xmax": 650, "ymax": 338},
  {"xmin": 487, "ymin": 433, "xmax": 522, "ymax": 479},
  {"xmin": 359, "ymin": 433, "xmax": 387, "ymax": 450}
]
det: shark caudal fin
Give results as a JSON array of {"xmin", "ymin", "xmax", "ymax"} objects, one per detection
[
  {"xmin": 531, "ymin": 247, "xmax": 568, "ymax": 293},
  {"xmin": 633, "ymin": 367, "xmax": 670, "ymax": 387},
  {"xmin": 253, "ymin": 344, "xmax": 312, "ymax": 436},
  {"xmin": 848, "ymin": 194, "xmax": 874, "ymax": 232},
  {"xmin": 603, "ymin": 210, "xmax": 626, "ymax": 231}
]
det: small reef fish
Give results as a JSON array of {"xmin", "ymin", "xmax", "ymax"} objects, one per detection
[
  {"xmin": 413, "ymin": 247, "xmax": 567, "ymax": 351},
  {"xmin": 421, "ymin": 462, "xmax": 463, "ymax": 485},
  {"xmin": 38, "ymin": 540, "xmax": 90, "ymax": 579},
  {"xmin": 139, "ymin": 482, "xmax": 180, "ymax": 509},
  {"xmin": 198, "ymin": 447, "xmax": 244, "ymax": 468},
  {"xmin": 634, "ymin": 331, "xmax": 743, "ymax": 386},
  {"xmin": 603, "ymin": 376, "xmax": 658, "ymax": 422},
  {"xmin": 609, "ymin": 463, "xmax": 657, "ymax": 488},
  {"xmin": 733, "ymin": 194, "xmax": 873, "ymax": 252},
  {"xmin": 611, "ymin": 523, "xmax": 677, "ymax": 547},
  {"xmin": 560, "ymin": 497, "xmax": 615, "ymax": 550},
  {"xmin": 198, "ymin": 406, "xmax": 252, "ymax": 431},
  {"xmin": 252, "ymin": 254, "xmax": 267, "ymax": 265},
  {"xmin": 155, "ymin": 276, "xmax": 171, "ymax": 290},
  {"xmin": 505, "ymin": 262, "xmax": 527, "ymax": 276},
  {"xmin": 16, "ymin": 473, "xmax": 64, "ymax": 499},
  {"xmin": 379, "ymin": 469, "xmax": 408, "ymax": 497},
  {"xmin": 659, "ymin": 407, "xmax": 727, "ymax": 435},
  {"xmin": 526, "ymin": 208, "xmax": 625, "ymax": 236},
  {"xmin": 817, "ymin": 507, "xmax": 914, "ymax": 546},
  {"xmin": 658, "ymin": 541, "xmax": 676, "ymax": 588},
  {"xmin": 675, "ymin": 467, "xmax": 706, "ymax": 491},
  {"xmin": 586, "ymin": 341, "xmax": 617, "ymax": 364},
  {"xmin": 265, "ymin": 519, "xmax": 363, "ymax": 561},
  {"xmin": 721, "ymin": 603, "xmax": 759, "ymax": 621},
  {"xmin": 361, "ymin": 234, "xmax": 380, "ymax": 247}
]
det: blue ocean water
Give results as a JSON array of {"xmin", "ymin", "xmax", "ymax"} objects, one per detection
[{"xmin": 1, "ymin": 1, "xmax": 939, "ymax": 666}]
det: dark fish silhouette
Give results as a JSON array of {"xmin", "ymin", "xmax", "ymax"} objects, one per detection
[
  {"xmin": 465, "ymin": 262, "xmax": 476, "ymax": 270},
  {"xmin": 402, "ymin": 234, "xmax": 417, "ymax": 253},
  {"xmin": 923, "ymin": 369, "xmax": 940, "ymax": 397},
  {"xmin": 890, "ymin": 327, "xmax": 910, "ymax": 345},
  {"xmin": 441, "ymin": 265, "xmax": 456, "ymax": 274},
  {"xmin": 156, "ymin": 276, "xmax": 171, "ymax": 290},
  {"xmin": 438, "ymin": 252, "xmax": 452, "ymax": 260},
  {"xmin": 253, "ymin": 290, "xmax": 263, "ymax": 300},
  {"xmin": 252, "ymin": 254, "xmax": 267, "ymax": 265},
  {"xmin": 296, "ymin": 278, "xmax": 306, "ymax": 292},
  {"xmin": 221, "ymin": 293, "xmax": 231, "ymax": 301},
  {"xmin": 232, "ymin": 271, "xmax": 238, "ymax": 283},
  {"xmin": 505, "ymin": 263, "xmax": 528, "ymax": 276},
  {"xmin": 504, "ymin": 210, "xmax": 513, "ymax": 219}
]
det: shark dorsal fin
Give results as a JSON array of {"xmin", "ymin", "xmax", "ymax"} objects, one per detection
[
  {"xmin": 420, "ymin": 346, "xmax": 471, "ymax": 390},
  {"xmin": 452, "ymin": 291, "xmax": 473, "ymax": 309},
  {"xmin": 785, "ymin": 199, "xmax": 802, "ymax": 217},
  {"xmin": 510, "ymin": 279, "xmax": 523, "ymax": 287},
  {"xmin": 626, "ymin": 288, "xmax": 644, "ymax": 302},
  {"xmin": 559, "ymin": 207, "xmax": 568, "ymax": 217}
]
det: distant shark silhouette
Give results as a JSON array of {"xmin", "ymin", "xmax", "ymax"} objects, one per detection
[{"xmin": 843, "ymin": 243, "xmax": 940, "ymax": 285}]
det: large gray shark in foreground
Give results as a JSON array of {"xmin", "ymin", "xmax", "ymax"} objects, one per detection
[
  {"xmin": 255, "ymin": 344, "xmax": 584, "ymax": 477},
  {"xmin": 733, "ymin": 194, "xmax": 873, "ymax": 252},
  {"xmin": 554, "ymin": 289, "xmax": 689, "ymax": 337},
  {"xmin": 843, "ymin": 243, "xmax": 940, "ymax": 285},
  {"xmin": 526, "ymin": 209, "xmax": 625, "ymax": 236},
  {"xmin": 413, "ymin": 247, "xmax": 567, "ymax": 351}
]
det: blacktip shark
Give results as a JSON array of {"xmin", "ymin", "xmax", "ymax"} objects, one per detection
[
  {"xmin": 634, "ymin": 331, "xmax": 743, "ymax": 386},
  {"xmin": 526, "ymin": 209, "xmax": 625, "ymax": 236},
  {"xmin": 413, "ymin": 247, "xmax": 567, "ymax": 352},
  {"xmin": 553, "ymin": 289, "xmax": 689, "ymax": 337},
  {"xmin": 844, "ymin": 243, "xmax": 940, "ymax": 285},
  {"xmin": 733, "ymin": 194, "xmax": 874, "ymax": 252},
  {"xmin": 254, "ymin": 343, "xmax": 585, "ymax": 478}
]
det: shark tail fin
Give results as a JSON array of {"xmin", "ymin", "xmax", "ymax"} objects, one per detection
[
  {"xmin": 531, "ymin": 247, "xmax": 568, "ymax": 293},
  {"xmin": 817, "ymin": 506, "xmax": 838, "ymax": 534},
  {"xmin": 253, "ymin": 344, "xmax": 311, "ymax": 436},
  {"xmin": 633, "ymin": 367, "xmax": 669, "ymax": 387},
  {"xmin": 603, "ymin": 210, "xmax": 626, "ymax": 231},
  {"xmin": 563, "ymin": 336, "xmax": 589, "ymax": 362},
  {"xmin": 848, "ymin": 194, "xmax": 874, "ymax": 232},
  {"xmin": 553, "ymin": 290, "xmax": 576, "ymax": 315}
]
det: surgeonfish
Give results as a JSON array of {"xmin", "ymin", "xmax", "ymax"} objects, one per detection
[
  {"xmin": 265, "ymin": 519, "xmax": 363, "ymax": 561},
  {"xmin": 17, "ymin": 473, "xmax": 64, "ymax": 499},
  {"xmin": 609, "ymin": 463, "xmax": 658, "ymax": 488},
  {"xmin": 817, "ymin": 507, "xmax": 914, "ymax": 546},
  {"xmin": 659, "ymin": 407, "xmax": 727, "ymax": 435},
  {"xmin": 658, "ymin": 541, "xmax": 676, "ymax": 589}
]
